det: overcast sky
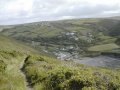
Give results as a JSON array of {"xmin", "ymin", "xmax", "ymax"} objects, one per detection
[{"xmin": 0, "ymin": 0, "xmax": 120, "ymax": 25}]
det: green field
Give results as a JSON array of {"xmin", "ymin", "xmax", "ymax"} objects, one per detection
[
  {"xmin": 1, "ymin": 18, "xmax": 120, "ymax": 57},
  {"xmin": 88, "ymin": 43, "xmax": 119, "ymax": 52}
]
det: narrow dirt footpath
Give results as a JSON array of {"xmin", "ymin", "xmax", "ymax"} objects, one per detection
[{"xmin": 19, "ymin": 57, "xmax": 33, "ymax": 90}]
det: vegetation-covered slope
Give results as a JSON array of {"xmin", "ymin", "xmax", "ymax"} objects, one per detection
[
  {"xmin": 0, "ymin": 32, "xmax": 120, "ymax": 90},
  {"xmin": 0, "ymin": 35, "xmax": 34, "ymax": 90},
  {"xmin": 1, "ymin": 18, "xmax": 120, "ymax": 59},
  {"xmin": 0, "ymin": 35, "xmax": 37, "ymax": 53},
  {"xmin": 22, "ymin": 55, "xmax": 120, "ymax": 90}
]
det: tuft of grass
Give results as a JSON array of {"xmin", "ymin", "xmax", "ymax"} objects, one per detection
[{"xmin": 0, "ymin": 50, "xmax": 26, "ymax": 90}]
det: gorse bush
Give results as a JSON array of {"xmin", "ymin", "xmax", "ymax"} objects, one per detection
[
  {"xmin": 0, "ymin": 60, "xmax": 6, "ymax": 73},
  {"xmin": 44, "ymin": 67, "xmax": 73, "ymax": 90}
]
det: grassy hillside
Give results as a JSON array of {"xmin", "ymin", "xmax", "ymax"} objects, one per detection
[
  {"xmin": 0, "ymin": 34, "xmax": 120, "ymax": 90},
  {"xmin": 22, "ymin": 55, "xmax": 120, "ymax": 90},
  {"xmin": 0, "ymin": 35, "xmax": 38, "ymax": 53},
  {"xmin": 1, "ymin": 18, "xmax": 120, "ymax": 58},
  {"xmin": 0, "ymin": 35, "xmax": 39, "ymax": 90}
]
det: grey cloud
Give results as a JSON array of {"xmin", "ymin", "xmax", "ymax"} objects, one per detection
[
  {"xmin": 52, "ymin": 4, "xmax": 120, "ymax": 17},
  {"xmin": 0, "ymin": 0, "xmax": 120, "ymax": 25}
]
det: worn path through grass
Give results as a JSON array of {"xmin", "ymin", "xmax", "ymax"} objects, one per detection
[{"xmin": 19, "ymin": 56, "xmax": 33, "ymax": 90}]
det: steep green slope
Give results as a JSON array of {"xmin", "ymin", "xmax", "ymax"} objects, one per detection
[
  {"xmin": 0, "ymin": 35, "xmax": 38, "ymax": 53},
  {"xmin": 0, "ymin": 33, "xmax": 120, "ymax": 90},
  {"xmin": 22, "ymin": 55, "xmax": 120, "ymax": 90},
  {"xmin": 0, "ymin": 35, "xmax": 38, "ymax": 90}
]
